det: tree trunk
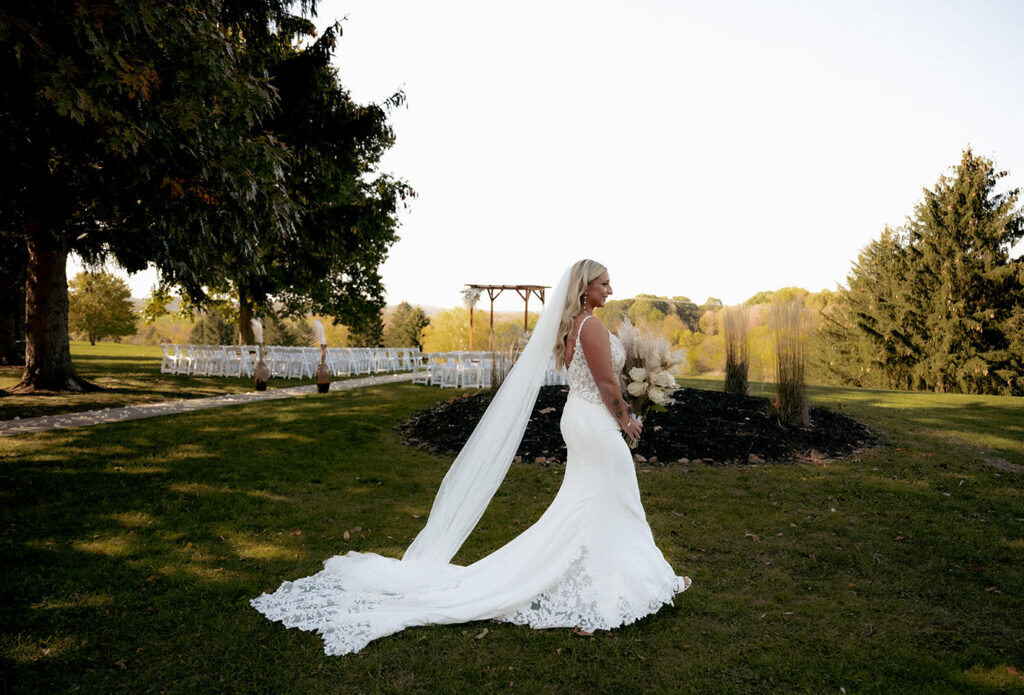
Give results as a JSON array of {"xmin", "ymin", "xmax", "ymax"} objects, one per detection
[
  {"xmin": 238, "ymin": 286, "xmax": 254, "ymax": 345},
  {"xmin": 12, "ymin": 222, "xmax": 94, "ymax": 392},
  {"xmin": 0, "ymin": 253, "xmax": 26, "ymax": 366}
]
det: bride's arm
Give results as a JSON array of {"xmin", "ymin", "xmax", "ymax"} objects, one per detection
[{"xmin": 578, "ymin": 317, "xmax": 634, "ymax": 431}]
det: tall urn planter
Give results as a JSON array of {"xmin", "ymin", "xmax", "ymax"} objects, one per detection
[
  {"xmin": 251, "ymin": 318, "xmax": 269, "ymax": 391},
  {"xmin": 254, "ymin": 345, "xmax": 270, "ymax": 391},
  {"xmin": 316, "ymin": 345, "xmax": 331, "ymax": 393}
]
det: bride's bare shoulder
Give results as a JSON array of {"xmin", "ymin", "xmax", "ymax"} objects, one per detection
[{"xmin": 577, "ymin": 314, "xmax": 608, "ymax": 342}]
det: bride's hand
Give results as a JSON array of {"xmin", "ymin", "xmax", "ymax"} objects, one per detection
[{"xmin": 623, "ymin": 416, "xmax": 642, "ymax": 439}]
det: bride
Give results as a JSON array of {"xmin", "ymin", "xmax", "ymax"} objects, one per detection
[{"xmin": 251, "ymin": 260, "xmax": 691, "ymax": 655}]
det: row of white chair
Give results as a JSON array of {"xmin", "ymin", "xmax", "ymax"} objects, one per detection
[
  {"xmin": 411, "ymin": 351, "xmax": 567, "ymax": 389},
  {"xmin": 160, "ymin": 345, "xmax": 422, "ymax": 379}
]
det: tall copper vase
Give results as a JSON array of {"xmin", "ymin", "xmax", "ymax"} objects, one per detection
[{"xmin": 316, "ymin": 345, "xmax": 331, "ymax": 393}]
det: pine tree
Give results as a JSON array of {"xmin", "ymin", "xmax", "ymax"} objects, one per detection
[
  {"xmin": 847, "ymin": 227, "xmax": 919, "ymax": 389},
  {"xmin": 904, "ymin": 149, "xmax": 1023, "ymax": 394},
  {"xmin": 827, "ymin": 149, "xmax": 1024, "ymax": 395},
  {"xmin": 383, "ymin": 303, "xmax": 430, "ymax": 349}
]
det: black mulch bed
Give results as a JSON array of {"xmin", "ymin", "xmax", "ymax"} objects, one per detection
[{"xmin": 396, "ymin": 386, "xmax": 877, "ymax": 466}]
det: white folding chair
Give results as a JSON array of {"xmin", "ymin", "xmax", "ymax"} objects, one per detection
[
  {"xmin": 239, "ymin": 346, "xmax": 257, "ymax": 378},
  {"xmin": 411, "ymin": 352, "xmax": 431, "ymax": 385},
  {"xmin": 438, "ymin": 353, "xmax": 461, "ymax": 388},
  {"xmin": 190, "ymin": 345, "xmax": 210, "ymax": 376},
  {"xmin": 222, "ymin": 346, "xmax": 242, "ymax": 377},
  {"xmin": 266, "ymin": 346, "xmax": 287, "ymax": 378},
  {"xmin": 384, "ymin": 348, "xmax": 400, "ymax": 372},
  {"xmin": 175, "ymin": 345, "xmax": 195, "ymax": 375},
  {"xmin": 478, "ymin": 354, "xmax": 494, "ymax": 388},
  {"xmin": 210, "ymin": 346, "xmax": 230, "ymax": 377},
  {"xmin": 397, "ymin": 347, "xmax": 411, "ymax": 371},
  {"xmin": 354, "ymin": 348, "xmax": 368, "ymax": 375},
  {"xmin": 459, "ymin": 355, "xmax": 483, "ymax": 388},
  {"xmin": 372, "ymin": 348, "xmax": 387, "ymax": 374},
  {"xmin": 425, "ymin": 353, "xmax": 446, "ymax": 386},
  {"xmin": 326, "ymin": 347, "xmax": 346, "ymax": 376},
  {"xmin": 291, "ymin": 347, "xmax": 315, "ymax": 379},
  {"xmin": 160, "ymin": 345, "xmax": 177, "ymax": 374}
]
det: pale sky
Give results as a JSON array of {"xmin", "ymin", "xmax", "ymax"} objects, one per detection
[{"xmin": 72, "ymin": 0, "xmax": 1024, "ymax": 312}]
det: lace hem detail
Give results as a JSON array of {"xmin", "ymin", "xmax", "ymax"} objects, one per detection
[
  {"xmin": 498, "ymin": 547, "xmax": 688, "ymax": 633},
  {"xmin": 251, "ymin": 553, "xmax": 690, "ymax": 655},
  {"xmin": 251, "ymin": 571, "xmax": 386, "ymax": 656}
]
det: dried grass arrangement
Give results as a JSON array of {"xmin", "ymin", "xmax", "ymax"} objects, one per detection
[
  {"xmin": 487, "ymin": 331, "xmax": 525, "ymax": 392},
  {"xmin": 488, "ymin": 344, "xmax": 516, "ymax": 391},
  {"xmin": 770, "ymin": 300, "xmax": 810, "ymax": 427},
  {"xmin": 460, "ymin": 287, "xmax": 482, "ymax": 310},
  {"xmin": 722, "ymin": 306, "xmax": 749, "ymax": 396},
  {"xmin": 616, "ymin": 318, "xmax": 684, "ymax": 445}
]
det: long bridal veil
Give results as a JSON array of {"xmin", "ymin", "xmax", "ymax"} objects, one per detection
[
  {"xmin": 251, "ymin": 264, "xmax": 687, "ymax": 655},
  {"xmin": 404, "ymin": 265, "xmax": 573, "ymax": 563}
]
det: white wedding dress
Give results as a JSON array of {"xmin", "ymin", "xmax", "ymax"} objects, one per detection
[{"xmin": 251, "ymin": 317, "xmax": 689, "ymax": 655}]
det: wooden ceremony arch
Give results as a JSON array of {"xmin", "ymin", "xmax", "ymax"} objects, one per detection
[{"xmin": 464, "ymin": 283, "xmax": 549, "ymax": 350}]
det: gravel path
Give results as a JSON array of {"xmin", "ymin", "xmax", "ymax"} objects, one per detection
[{"xmin": 0, "ymin": 373, "xmax": 416, "ymax": 437}]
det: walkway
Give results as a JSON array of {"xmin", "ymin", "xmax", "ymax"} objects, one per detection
[{"xmin": 0, "ymin": 373, "xmax": 416, "ymax": 437}]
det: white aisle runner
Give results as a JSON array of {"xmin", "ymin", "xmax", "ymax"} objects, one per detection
[{"xmin": 0, "ymin": 373, "xmax": 415, "ymax": 437}]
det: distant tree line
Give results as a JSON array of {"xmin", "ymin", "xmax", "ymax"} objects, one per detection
[{"xmin": 592, "ymin": 150, "xmax": 1023, "ymax": 397}]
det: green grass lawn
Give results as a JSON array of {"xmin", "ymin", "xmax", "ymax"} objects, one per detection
[
  {"xmin": 0, "ymin": 341, "xmax": 333, "ymax": 421},
  {"xmin": 1, "ymin": 377, "xmax": 1022, "ymax": 693}
]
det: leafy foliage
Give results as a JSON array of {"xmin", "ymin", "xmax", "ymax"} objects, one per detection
[
  {"xmin": 595, "ymin": 296, "xmax": 700, "ymax": 334},
  {"xmin": 206, "ymin": 20, "xmax": 413, "ymax": 344},
  {"xmin": 1, "ymin": 0, "xmax": 299, "ymax": 388},
  {"xmin": 140, "ymin": 285, "xmax": 174, "ymax": 326},
  {"xmin": 67, "ymin": 271, "xmax": 137, "ymax": 345},
  {"xmin": 421, "ymin": 308, "xmax": 510, "ymax": 353}
]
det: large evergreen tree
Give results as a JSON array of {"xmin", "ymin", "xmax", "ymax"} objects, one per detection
[
  {"xmin": 383, "ymin": 302, "xmax": 430, "ymax": 349},
  {"xmin": 904, "ymin": 149, "xmax": 1023, "ymax": 393},
  {"xmin": 826, "ymin": 149, "xmax": 1023, "ymax": 395},
  {"xmin": 1, "ymin": 1, "xmax": 298, "ymax": 391},
  {"xmin": 144, "ymin": 18, "xmax": 411, "ymax": 346},
  {"xmin": 831, "ymin": 227, "xmax": 919, "ymax": 389}
]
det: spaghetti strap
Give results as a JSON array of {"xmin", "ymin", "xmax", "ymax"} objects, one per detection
[{"xmin": 576, "ymin": 315, "xmax": 594, "ymax": 341}]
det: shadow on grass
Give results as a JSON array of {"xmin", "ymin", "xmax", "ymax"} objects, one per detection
[
  {"xmin": 1, "ymin": 385, "xmax": 454, "ymax": 691},
  {"xmin": 2, "ymin": 383, "xmax": 1022, "ymax": 693}
]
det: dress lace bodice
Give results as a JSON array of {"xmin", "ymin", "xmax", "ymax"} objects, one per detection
[{"xmin": 567, "ymin": 316, "xmax": 626, "ymax": 405}]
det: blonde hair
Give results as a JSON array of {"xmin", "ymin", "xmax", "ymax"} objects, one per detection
[{"xmin": 552, "ymin": 259, "xmax": 608, "ymax": 367}]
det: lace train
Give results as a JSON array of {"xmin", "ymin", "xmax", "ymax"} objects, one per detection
[{"xmin": 251, "ymin": 325, "xmax": 690, "ymax": 655}]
